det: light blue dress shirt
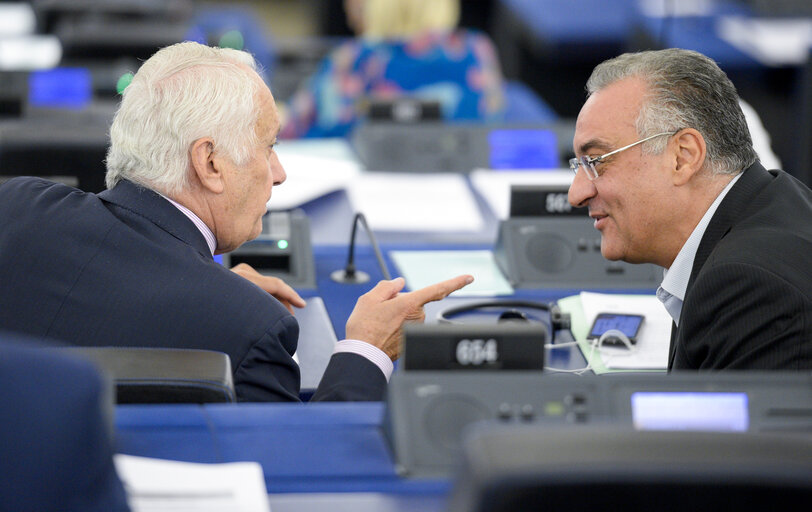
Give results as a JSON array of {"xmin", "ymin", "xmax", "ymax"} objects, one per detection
[{"xmin": 656, "ymin": 172, "xmax": 743, "ymax": 326}]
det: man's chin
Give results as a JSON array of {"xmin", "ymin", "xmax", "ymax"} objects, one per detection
[
  {"xmin": 252, "ymin": 218, "xmax": 265, "ymax": 239},
  {"xmin": 599, "ymin": 242, "xmax": 624, "ymax": 262}
]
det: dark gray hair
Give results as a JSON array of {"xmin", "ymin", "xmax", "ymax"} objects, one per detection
[{"xmin": 586, "ymin": 48, "xmax": 757, "ymax": 175}]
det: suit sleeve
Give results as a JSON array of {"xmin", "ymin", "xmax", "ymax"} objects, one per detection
[
  {"xmin": 232, "ymin": 315, "xmax": 303, "ymax": 402},
  {"xmin": 310, "ymin": 353, "xmax": 387, "ymax": 402},
  {"xmin": 233, "ymin": 315, "xmax": 387, "ymax": 402},
  {"xmin": 674, "ymin": 262, "xmax": 812, "ymax": 369}
]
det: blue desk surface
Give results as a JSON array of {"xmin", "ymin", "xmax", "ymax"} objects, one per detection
[
  {"xmin": 117, "ymin": 146, "xmax": 651, "ymax": 498},
  {"xmin": 115, "ymin": 402, "xmax": 449, "ymax": 495}
]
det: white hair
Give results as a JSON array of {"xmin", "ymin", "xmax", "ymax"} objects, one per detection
[{"xmin": 105, "ymin": 42, "xmax": 260, "ymax": 194}]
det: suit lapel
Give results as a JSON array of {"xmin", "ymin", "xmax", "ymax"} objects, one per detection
[
  {"xmin": 668, "ymin": 162, "xmax": 773, "ymax": 367},
  {"xmin": 668, "ymin": 321, "xmax": 678, "ymax": 368},
  {"xmin": 98, "ymin": 180, "xmax": 213, "ymax": 258},
  {"xmin": 688, "ymin": 163, "xmax": 772, "ymax": 287}
]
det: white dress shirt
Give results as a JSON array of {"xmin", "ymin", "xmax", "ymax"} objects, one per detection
[
  {"xmin": 162, "ymin": 195, "xmax": 393, "ymax": 380},
  {"xmin": 656, "ymin": 172, "xmax": 742, "ymax": 326}
]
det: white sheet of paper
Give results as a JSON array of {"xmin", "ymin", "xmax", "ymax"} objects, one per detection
[
  {"xmin": 469, "ymin": 169, "xmax": 573, "ymax": 220},
  {"xmin": 347, "ymin": 172, "xmax": 484, "ymax": 232},
  {"xmin": 390, "ymin": 250, "xmax": 513, "ymax": 296},
  {"xmin": 114, "ymin": 454, "xmax": 271, "ymax": 512},
  {"xmin": 717, "ymin": 16, "xmax": 812, "ymax": 66},
  {"xmin": 0, "ymin": 35, "xmax": 61, "ymax": 70},
  {"xmin": 275, "ymin": 137, "xmax": 359, "ymax": 162},
  {"xmin": 579, "ymin": 291, "xmax": 672, "ymax": 370},
  {"xmin": 0, "ymin": 4, "xmax": 36, "ymax": 36},
  {"xmin": 268, "ymin": 151, "xmax": 361, "ymax": 211}
]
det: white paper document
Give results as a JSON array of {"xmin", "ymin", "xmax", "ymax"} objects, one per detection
[
  {"xmin": 269, "ymin": 151, "xmax": 361, "ymax": 210},
  {"xmin": 578, "ymin": 291, "xmax": 672, "ymax": 370},
  {"xmin": 390, "ymin": 250, "xmax": 514, "ymax": 296},
  {"xmin": 114, "ymin": 454, "xmax": 271, "ymax": 512},
  {"xmin": 469, "ymin": 169, "xmax": 573, "ymax": 220},
  {"xmin": 717, "ymin": 16, "xmax": 812, "ymax": 66},
  {"xmin": 347, "ymin": 172, "xmax": 484, "ymax": 232}
]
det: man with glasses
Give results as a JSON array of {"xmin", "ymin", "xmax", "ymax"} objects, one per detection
[{"xmin": 568, "ymin": 48, "xmax": 812, "ymax": 370}]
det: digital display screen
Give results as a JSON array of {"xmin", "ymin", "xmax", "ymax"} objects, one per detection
[
  {"xmin": 589, "ymin": 314, "xmax": 643, "ymax": 338},
  {"xmin": 488, "ymin": 129, "xmax": 558, "ymax": 169},
  {"xmin": 632, "ymin": 392, "xmax": 749, "ymax": 432},
  {"xmin": 451, "ymin": 337, "xmax": 501, "ymax": 368},
  {"xmin": 28, "ymin": 67, "xmax": 91, "ymax": 109}
]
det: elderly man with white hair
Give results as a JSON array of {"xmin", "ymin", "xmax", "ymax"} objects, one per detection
[{"xmin": 0, "ymin": 42, "xmax": 472, "ymax": 402}]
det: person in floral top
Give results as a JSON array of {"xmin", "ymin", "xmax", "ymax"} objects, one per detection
[{"xmin": 281, "ymin": 0, "xmax": 505, "ymax": 139}]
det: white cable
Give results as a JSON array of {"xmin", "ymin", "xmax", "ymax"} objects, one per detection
[
  {"xmin": 596, "ymin": 329, "xmax": 636, "ymax": 351},
  {"xmin": 545, "ymin": 330, "xmax": 636, "ymax": 374},
  {"xmin": 544, "ymin": 341, "xmax": 579, "ymax": 349}
]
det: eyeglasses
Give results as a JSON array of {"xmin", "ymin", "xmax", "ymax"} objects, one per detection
[{"xmin": 569, "ymin": 131, "xmax": 675, "ymax": 181}]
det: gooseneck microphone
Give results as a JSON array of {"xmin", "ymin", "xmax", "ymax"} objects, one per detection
[{"xmin": 331, "ymin": 212, "xmax": 392, "ymax": 284}]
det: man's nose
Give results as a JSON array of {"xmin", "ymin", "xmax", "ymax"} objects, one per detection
[
  {"xmin": 568, "ymin": 167, "xmax": 596, "ymax": 208},
  {"xmin": 271, "ymin": 155, "xmax": 286, "ymax": 186}
]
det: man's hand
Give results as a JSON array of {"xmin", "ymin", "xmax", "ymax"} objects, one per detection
[
  {"xmin": 345, "ymin": 275, "xmax": 474, "ymax": 360},
  {"xmin": 230, "ymin": 263, "xmax": 306, "ymax": 314}
]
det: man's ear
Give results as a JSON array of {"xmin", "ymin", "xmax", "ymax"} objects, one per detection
[
  {"xmin": 672, "ymin": 128, "xmax": 706, "ymax": 186},
  {"xmin": 189, "ymin": 138, "xmax": 225, "ymax": 194}
]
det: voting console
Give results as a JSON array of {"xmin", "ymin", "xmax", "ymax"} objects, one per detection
[
  {"xmin": 384, "ymin": 371, "xmax": 812, "ymax": 478},
  {"xmin": 221, "ymin": 209, "xmax": 316, "ymax": 289},
  {"xmin": 494, "ymin": 185, "xmax": 662, "ymax": 289}
]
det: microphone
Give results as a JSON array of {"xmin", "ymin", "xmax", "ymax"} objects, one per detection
[{"xmin": 331, "ymin": 212, "xmax": 392, "ymax": 284}]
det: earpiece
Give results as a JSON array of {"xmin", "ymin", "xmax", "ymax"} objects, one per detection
[{"xmin": 437, "ymin": 300, "xmax": 571, "ymax": 332}]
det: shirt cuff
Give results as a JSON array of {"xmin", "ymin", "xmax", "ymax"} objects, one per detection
[{"xmin": 333, "ymin": 339, "xmax": 394, "ymax": 382}]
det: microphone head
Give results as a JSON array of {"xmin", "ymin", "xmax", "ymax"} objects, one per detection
[{"xmin": 330, "ymin": 268, "xmax": 370, "ymax": 284}]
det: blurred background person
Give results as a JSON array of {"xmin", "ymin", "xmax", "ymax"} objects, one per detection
[{"xmin": 280, "ymin": 0, "xmax": 505, "ymax": 139}]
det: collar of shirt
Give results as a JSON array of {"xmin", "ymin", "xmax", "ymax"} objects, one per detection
[
  {"xmin": 159, "ymin": 194, "xmax": 217, "ymax": 256},
  {"xmin": 657, "ymin": 171, "xmax": 743, "ymax": 326}
]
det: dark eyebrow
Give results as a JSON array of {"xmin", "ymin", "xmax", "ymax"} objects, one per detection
[{"xmin": 577, "ymin": 138, "xmax": 613, "ymax": 156}]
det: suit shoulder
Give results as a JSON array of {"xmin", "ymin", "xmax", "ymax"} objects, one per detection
[
  {"xmin": 711, "ymin": 226, "xmax": 811, "ymax": 271},
  {"xmin": 0, "ymin": 177, "xmax": 91, "ymax": 206},
  {"xmin": 200, "ymin": 262, "xmax": 293, "ymax": 319},
  {"xmin": 703, "ymin": 229, "xmax": 812, "ymax": 301}
]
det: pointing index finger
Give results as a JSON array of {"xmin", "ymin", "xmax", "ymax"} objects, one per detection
[{"xmin": 406, "ymin": 274, "xmax": 474, "ymax": 306}]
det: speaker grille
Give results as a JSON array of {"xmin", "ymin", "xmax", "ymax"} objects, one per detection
[
  {"xmin": 525, "ymin": 233, "xmax": 574, "ymax": 273},
  {"xmin": 424, "ymin": 395, "xmax": 491, "ymax": 453}
]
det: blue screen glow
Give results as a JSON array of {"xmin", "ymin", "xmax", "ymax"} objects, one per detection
[
  {"xmin": 632, "ymin": 392, "xmax": 749, "ymax": 432},
  {"xmin": 489, "ymin": 129, "xmax": 558, "ymax": 169},
  {"xmin": 28, "ymin": 67, "xmax": 91, "ymax": 109}
]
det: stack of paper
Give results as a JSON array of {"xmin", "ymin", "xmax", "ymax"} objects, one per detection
[{"xmin": 114, "ymin": 454, "xmax": 271, "ymax": 512}]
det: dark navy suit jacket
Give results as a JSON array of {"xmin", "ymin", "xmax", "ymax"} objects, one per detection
[
  {"xmin": 669, "ymin": 163, "xmax": 812, "ymax": 369},
  {"xmin": 0, "ymin": 331, "xmax": 130, "ymax": 512},
  {"xmin": 0, "ymin": 177, "xmax": 386, "ymax": 401}
]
